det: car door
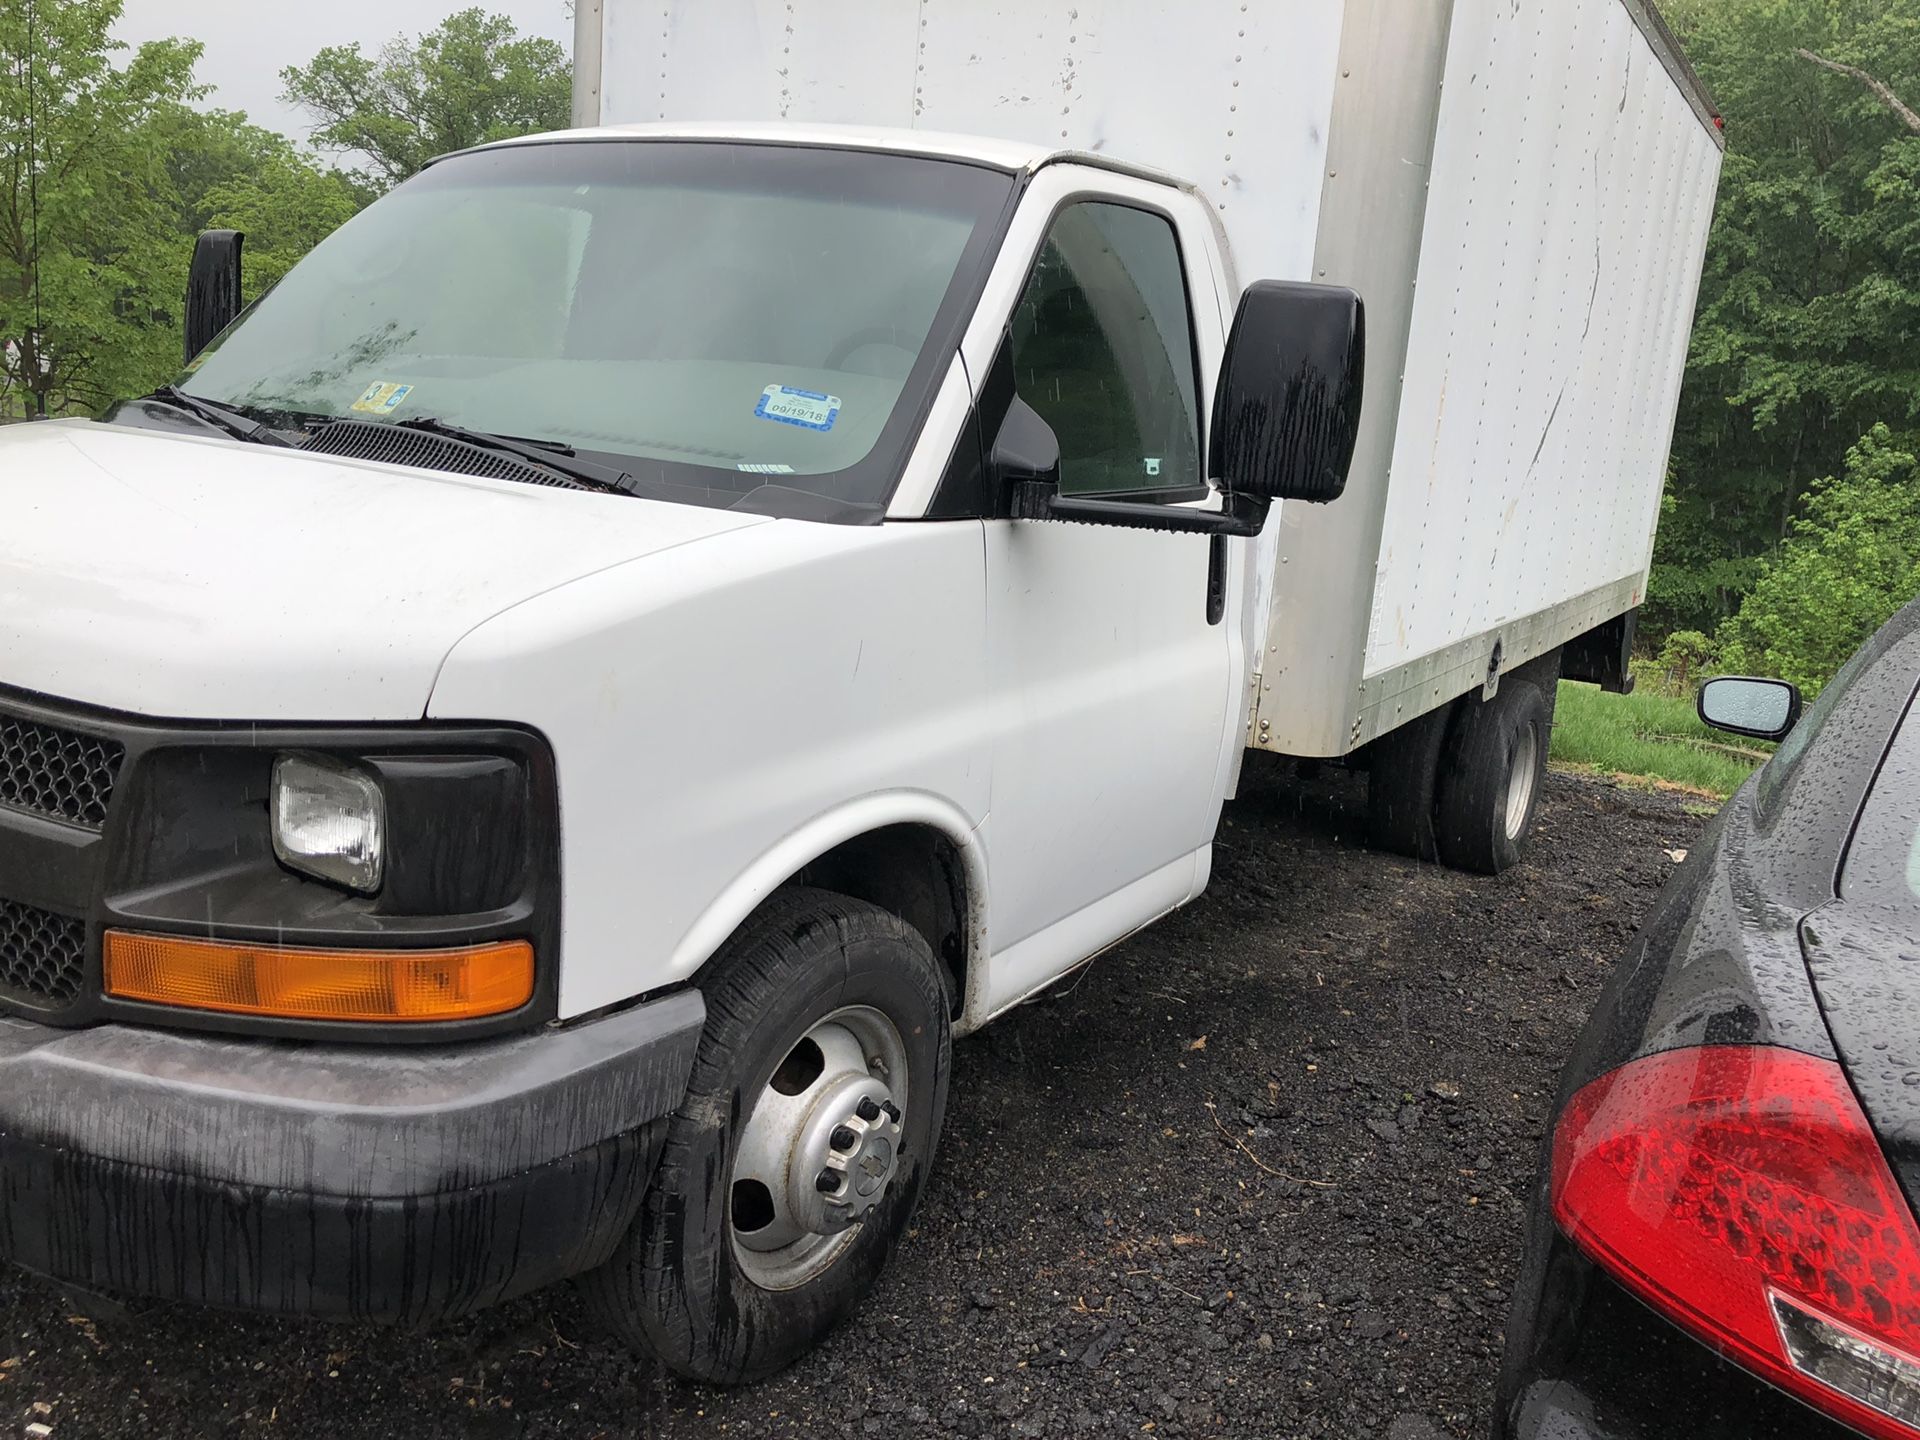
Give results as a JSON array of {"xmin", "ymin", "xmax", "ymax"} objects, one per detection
[{"xmin": 968, "ymin": 168, "xmax": 1244, "ymax": 1013}]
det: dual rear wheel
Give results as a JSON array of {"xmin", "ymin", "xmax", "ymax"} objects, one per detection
[{"xmin": 1367, "ymin": 653, "xmax": 1559, "ymax": 874}]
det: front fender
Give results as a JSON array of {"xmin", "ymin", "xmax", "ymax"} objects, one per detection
[
  {"xmin": 662, "ymin": 790, "xmax": 991, "ymax": 1014},
  {"xmin": 427, "ymin": 514, "xmax": 992, "ymax": 1019}
]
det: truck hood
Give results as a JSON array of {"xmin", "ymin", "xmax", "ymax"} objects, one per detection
[{"xmin": 0, "ymin": 421, "xmax": 768, "ymax": 721}]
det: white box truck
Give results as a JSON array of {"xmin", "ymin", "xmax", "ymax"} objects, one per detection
[{"xmin": 0, "ymin": 0, "xmax": 1719, "ymax": 1383}]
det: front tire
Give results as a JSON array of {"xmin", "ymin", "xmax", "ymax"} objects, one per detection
[{"xmin": 584, "ymin": 888, "xmax": 951, "ymax": 1383}]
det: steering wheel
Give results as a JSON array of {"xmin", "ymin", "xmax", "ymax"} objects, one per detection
[{"xmin": 823, "ymin": 326, "xmax": 916, "ymax": 372}]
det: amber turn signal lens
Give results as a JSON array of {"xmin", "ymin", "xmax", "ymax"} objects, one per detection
[{"xmin": 103, "ymin": 932, "xmax": 534, "ymax": 1023}]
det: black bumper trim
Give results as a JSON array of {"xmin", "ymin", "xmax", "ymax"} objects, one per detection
[
  {"xmin": 0, "ymin": 991, "xmax": 704, "ymax": 1196},
  {"xmin": 0, "ymin": 989, "xmax": 705, "ymax": 1322},
  {"xmin": 0, "ymin": 1122, "xmax": 664, "ymax": 1323}
]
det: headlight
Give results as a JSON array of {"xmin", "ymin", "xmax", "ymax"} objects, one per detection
[{"xmin": 271, "ymin": 753, "xmax": 386, "ymax": 894}]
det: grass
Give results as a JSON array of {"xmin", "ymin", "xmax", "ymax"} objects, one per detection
[{"xmin": 1550, "ymin": 680, "xmax": 1772, "ymax": 800}]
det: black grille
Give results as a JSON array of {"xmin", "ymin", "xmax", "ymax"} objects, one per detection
[
  {"xmin": 0, "ymin": 898, "xmax": 87, "ymax": 1007},
  {"xmin": 300, "ymin": 420, "xmax": 589, "ymax": 490},
  {"xmin": 0, "ymin": 711, "xmax": 125, "ymax": 829}
]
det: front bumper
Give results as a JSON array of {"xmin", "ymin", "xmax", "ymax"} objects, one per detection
[{"xmin": 0, "ymin": 990, "xmax": 703, "ymax": 1324}]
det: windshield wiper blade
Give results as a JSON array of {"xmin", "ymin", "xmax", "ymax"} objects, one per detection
[
  {"xmin": 395, "ymin": 417, "xmax": 639, "ymax": 494},
  {"xmin": 140, "ymin": 386, "xmax": 294, "ymax": 447}
]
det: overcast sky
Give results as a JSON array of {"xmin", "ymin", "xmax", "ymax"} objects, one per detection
[{"xmin": 114, "ymin": 0, "xmax": 573, "ymax": 146}]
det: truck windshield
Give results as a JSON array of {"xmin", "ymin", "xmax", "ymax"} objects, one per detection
[{"xmin": 174, "ymin": 141, "xmax": 1015, "ymax": 519}]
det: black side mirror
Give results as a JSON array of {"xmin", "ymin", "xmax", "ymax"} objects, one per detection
[
  {"xmin": 991, "ymin": 395, "xmax": 1063, "ymax": 499},
  {"xmin": 1698, "ymin": 676, "xmax": 1802, "ymax": 744},
  {"xmin": 1210, "ymin": 280, "xmax": 1365, "ymax": 505},
  {"xmin": 184, "ymin": 229, "xmax": 245, "ymax": 363}
]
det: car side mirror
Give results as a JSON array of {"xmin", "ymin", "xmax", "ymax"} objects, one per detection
[
  {"xmin": 1698, "ymin": 676, "xmax": 1802, "ymax": 743},
  {"xmin": 1211, "ymin": 280, "xmax": 1365, "ymax": 505},
  {"xmin": 184, "ymin": 229, "xmax": 245, "ymax": 363},
  {"xmin": 990, "ymin": 395, "xmax": 1063, "ymax": 494}
]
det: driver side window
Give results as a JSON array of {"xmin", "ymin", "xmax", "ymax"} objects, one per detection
[{"xmin": 1009, "ymin": 201, "xmax": 1203, "ymax": 500}]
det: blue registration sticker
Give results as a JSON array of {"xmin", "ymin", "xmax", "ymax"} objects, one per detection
[{"xmin": 755, "ymin": 384, "xmax": 841, "ymax": 432}]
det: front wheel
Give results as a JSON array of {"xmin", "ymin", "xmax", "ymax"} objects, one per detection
[{"xmin": 583, "ymin": 888, "xmax": 951, "ymax": 1383}]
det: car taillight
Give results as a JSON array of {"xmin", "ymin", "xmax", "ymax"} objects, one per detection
[{"xmin": 1553, "ymin": 1045, "xmax": 1920, "ymax": 1440}]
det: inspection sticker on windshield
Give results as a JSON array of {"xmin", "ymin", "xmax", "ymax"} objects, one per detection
[
  {"xmin": 755, "ymin": 385, "xmax": 840, "ymax": 432},
  {"xmin": 351, "ymin": 381, "xmax": 414, "ymax": 416}
]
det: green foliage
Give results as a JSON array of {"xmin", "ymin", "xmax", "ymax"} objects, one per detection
[
  {"xmin": 1651, "ymin": 0, "xmax": 1920, "ymax": 648},
  {"xmin": 195, "ymin": 130, "xmax": 364, "ymax": 298},
  {"xmin": 280, "ymin": 9, "xmax": 571, "ymax": 190},
  {"xmin": 1715, "ymin": 424, "xmax": 1920, "ymax": 692},
  {"xmin": 1, "ymin": 3, "xmax": 565, "ymax": 419},
  {"xmin": 1645, "ymin": 491, "xmax": 1768, "ymax": 636},
  {"xmin": 1655, "ymin": 629, "xmax": 1721, "ymax": 691},
  {"xmin": 0, "ymin": 0, "xmax": 204, "ymax": 415}
]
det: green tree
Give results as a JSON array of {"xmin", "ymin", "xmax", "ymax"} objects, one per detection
[
  {"xmin": 0, "ymin": 0, "xmax": 202, "ymax": 417},
  {"xmin": 1655, "ymin": 628, "xmax": 1720, "ymax": 690},
  {"xmin": 1652, "ymin": 0, "xmax": 1920, "ymax": 638},
  {"xmin": 1644, "ymin": 490, "xmax": 1768, "ymax": 636},
  {"xmin": 166, "ymin": 106, "xmax": 369, "ymax": 237},
  {"xmin": 1717, "ymin": 424, "xmax": 1920, "ymax": 692},
  {"xmin": 280, "ymin": 9, "xmax": 571, "ymax": 191},
  {"xmin": 192, "ymin": 127, "xmax": 364, "ymax": 298}
]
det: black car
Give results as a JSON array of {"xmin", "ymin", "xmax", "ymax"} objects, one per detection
[{"xmin": 1500, "ymin": 596, "xmax": 1920, "ymax": 1440}]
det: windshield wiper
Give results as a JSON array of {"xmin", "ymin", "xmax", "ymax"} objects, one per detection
[
  {"xmin": 394, "ymin": 417, "xmax": 640, "ymax": 495},
  {"xmin": 139, "ymin": 386, "xmax": 294, "ymax": 447}
]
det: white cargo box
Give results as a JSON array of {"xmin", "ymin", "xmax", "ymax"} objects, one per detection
[{"xmin": 575, "ymin": 0, "xmax": 1723, "ymax": 757}]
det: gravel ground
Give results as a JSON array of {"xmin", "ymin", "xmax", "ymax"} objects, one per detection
[{"xmin": 0, "ymin": 765, "xmax": 1706, "ymax": 1440}]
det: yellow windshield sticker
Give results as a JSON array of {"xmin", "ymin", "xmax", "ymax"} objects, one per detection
[{"xmin": 351, "ymin": 381, "xmax": 414, "ymax": 416}]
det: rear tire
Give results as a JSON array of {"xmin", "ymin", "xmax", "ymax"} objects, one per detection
[
  {"xmin": 1434, "ymin": 669, "xmax": 1557, "ymax": 874},
  {"xmin": 583, "ymin": 887, "xmax": 951, "ymax": 1383},
  {"xmin": 1366, "ymin": 703, "xmax": 1454, "ymax": 861}
]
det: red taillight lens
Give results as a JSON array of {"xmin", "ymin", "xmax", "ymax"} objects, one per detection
[{"xmin": 1553, "ymin": 1045, "xmax": 1920, "ymax": 1440}]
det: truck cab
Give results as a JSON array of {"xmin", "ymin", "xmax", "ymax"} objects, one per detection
[{"xmin": 0, "ymin": 123, "xmax": 1360, "ymax": 1380}]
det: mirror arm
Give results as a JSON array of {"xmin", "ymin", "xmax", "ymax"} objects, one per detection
[{"xmin": 1011, "ymin": 483, "xmax": 1270, "ymax": 538}]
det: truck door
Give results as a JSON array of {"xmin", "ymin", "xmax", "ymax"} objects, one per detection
[{"xmin": 967, "ymin": 169, "xmax": 1243, "ymax": 1012}]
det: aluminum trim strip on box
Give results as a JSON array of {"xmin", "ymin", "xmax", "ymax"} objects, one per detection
[
  {"xmin": 1347, "ymin": 573, "xmax": 1645, "ymax": 751},
  {"xmin": 1618, "ymin": 0, "xmax": 1726, "ymax": 147}
]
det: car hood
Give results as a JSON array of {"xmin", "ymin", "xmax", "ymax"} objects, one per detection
[{"xmin": 0, "ymin": 420, "xmax": 768, "ymax": 721}]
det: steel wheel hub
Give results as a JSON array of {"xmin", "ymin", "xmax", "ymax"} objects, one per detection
[
  {"xmin": 729, "ymin": 1005, "xmax": 908, "ymax": 1291},
  {"xmin": 1506, "ymin": 724, "xmax": 1540, "ymax": 841}
]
